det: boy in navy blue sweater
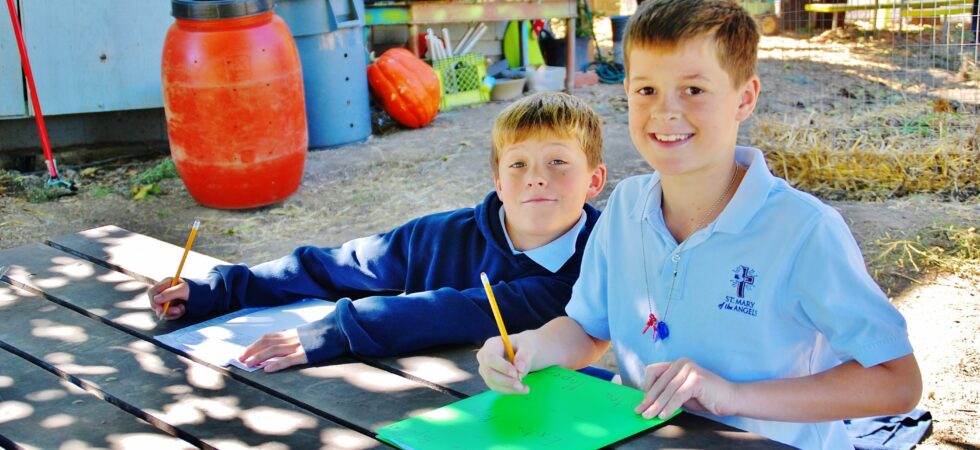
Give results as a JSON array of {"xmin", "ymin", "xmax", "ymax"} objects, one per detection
[{"xmin": 149, "ymin": 92, "xmax": 607, "ymax": 373}]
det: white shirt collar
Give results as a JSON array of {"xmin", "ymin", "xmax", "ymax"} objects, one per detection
[
  {"xmin": 630, "ymin": 146, "xmax": 775, "ymax": 236},
  {"xmin": 499, "ymin": 206, "xmax": 587, "ymax": 273}
]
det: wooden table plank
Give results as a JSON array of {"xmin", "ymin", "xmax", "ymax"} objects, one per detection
[
  {"xmin": 376, "ymin": 347, "xmax": 484, "ymax": 395},
  {"xmin": 0, "ymin": 346, "xmax": 195, "ymax": 450},
  {"xmin": 615, "ymin": 413, "xmax": 793, "ymax": 449},
  {"xmin": 46, "ymin": 225, "xmax": 226, "ymax": 284},
  {"xmin": 0, "ymin": 242, "xmax": 464, "ymax": 434},
  {"xmin": 0, "ymin": 281, "xmax": 378, "ymax": 450}
]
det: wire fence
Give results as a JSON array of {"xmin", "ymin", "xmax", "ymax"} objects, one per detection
[
  {"xmin": 593, "ymin": 0, "xmax": 979, "ymax": 106},
  {"xmin": 776, "ymin": 1, "xmax": 978, "ymax": 100}
]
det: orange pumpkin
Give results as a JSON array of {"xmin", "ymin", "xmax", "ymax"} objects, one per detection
[{"xmin": 367, "ymin": 48, "xmax": 441, "ymax": 129}]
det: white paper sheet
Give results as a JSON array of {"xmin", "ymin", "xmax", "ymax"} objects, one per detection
[{"xmin": 155, "ymin": 299, "xmax": 336, "ymax": 371}]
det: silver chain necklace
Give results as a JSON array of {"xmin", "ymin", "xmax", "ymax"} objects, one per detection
[{"xmin": 639, "ymin": 161, "xmax": 741, "ymax": 341}]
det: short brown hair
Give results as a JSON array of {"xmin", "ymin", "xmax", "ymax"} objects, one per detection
[
  {"xmin": 624, "ymin": 0, "xmax": 759, "ymax": 86},
  {"xmin": 490, "ymin": 92, "xmax": 603, "ymax": 177}
]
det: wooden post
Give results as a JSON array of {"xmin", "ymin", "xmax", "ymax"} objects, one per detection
[
  {"xmin": 873, "ymin": 0, "xmax": 880, "ymax": 30},
  {"xmin": 410, "ymin": 23, "xmax": 420, "ymax": 57},
  {"xmin": 972, "ymin": 0, "xmax": 979, "ymax": 43},
  {"xmin": 566, "ymin": 17, "xmax": 575, "ymax": 91},
  {"xmin": 520, "ymin": 20, "xmax": 529, "ymax": 68}
]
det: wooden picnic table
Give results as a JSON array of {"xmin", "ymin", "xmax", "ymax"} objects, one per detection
[
  {"xmin": 804, "ymin": 0, "xmax": 973, "ymax": 29},
  {"xmin": 0, "ymin": 226, "xmax": 792, "ymax": 449}
]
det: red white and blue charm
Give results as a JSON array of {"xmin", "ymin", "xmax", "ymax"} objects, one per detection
[{"xmin": 641, "ymin": 313, "xmax": 670, "ymax": 341}]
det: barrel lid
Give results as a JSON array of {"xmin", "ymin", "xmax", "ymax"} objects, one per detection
[{"xmin": 172, "ymin": 0, "xmax": 275, "ymax": 20}]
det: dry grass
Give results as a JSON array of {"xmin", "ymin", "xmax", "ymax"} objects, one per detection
[
  {"xmin": 752, "ymin": 102, "xmax": 980, "ymax": 200},
  {"xmin": 870, "ymin": 224, "xmax": 980, "ymax": 294}
]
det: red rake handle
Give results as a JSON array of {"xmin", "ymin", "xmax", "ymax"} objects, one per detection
[{"xmin": 5, "ymin": 0, "xmax": 58, "ymax": 179}]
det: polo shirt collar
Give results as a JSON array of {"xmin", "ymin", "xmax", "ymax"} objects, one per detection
[
  {"xmin": 714, "ymin": 146, "xmax": 776, "ymax": 234},
  {"xmin": 628, "ymin": 171, "xmax": 663, "ymax": 223},
  {"xmin": 627, "ymin": 146, "xmax": 775, "ymax": 236},
  {"xmin": 499, "ymin": 206, "xmax": 587, "ymax": 273}
]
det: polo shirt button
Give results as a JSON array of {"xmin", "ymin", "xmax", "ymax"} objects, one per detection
[{"xmin": 671, "ymin": 253, "xmax": 680, "ymax": 262}]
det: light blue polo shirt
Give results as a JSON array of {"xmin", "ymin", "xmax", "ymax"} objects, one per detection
[
  {"xmin": 566, "ymin": 146, "xmax": 914, "ymax": 450},
  {"xmin": 500, "ymin": 207, "xmax": 587, "ymax": 273}
]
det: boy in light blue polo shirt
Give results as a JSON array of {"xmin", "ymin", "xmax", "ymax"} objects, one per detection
[{"xmin": 475, "ymin": 1, "xmax": 922, "ymax": 448}]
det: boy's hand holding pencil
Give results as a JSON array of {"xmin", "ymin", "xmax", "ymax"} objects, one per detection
[
  {"xmin": 149, "ymin": 277, "xmax": 190, "ymax": 320},
  {"xmin": 477, "ymin": 332, "xmax": 536, "ymax": 395},
  {"xmin": 149, "ymin": 220, "xmax": 199, "ymax": 320},
  {"xmin": 478, "ymin": 272, "xmax": 535, "ymax": 395}
]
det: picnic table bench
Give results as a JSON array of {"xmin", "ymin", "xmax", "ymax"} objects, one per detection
[{"xmin": 0, "ymin": 225, "xmax": 792, "ymax": 449}]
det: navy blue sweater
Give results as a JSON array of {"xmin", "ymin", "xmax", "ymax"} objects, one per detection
[{"xmin": 184, "ymin": 192, "xmax": 601, "ymax": 364}]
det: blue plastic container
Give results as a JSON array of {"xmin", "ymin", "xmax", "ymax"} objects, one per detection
[{"xmin": 277, "ymin": 0, "xmax": 370, "ymax": 149}]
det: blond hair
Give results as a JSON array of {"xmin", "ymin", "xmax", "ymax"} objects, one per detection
[
  {"xmin": 490, "ymin": 92, "xmax": 603, "ymax": 177},
  {"xmin": 624, "ymin": 0, "xmax": 759, "ymax": 86}
]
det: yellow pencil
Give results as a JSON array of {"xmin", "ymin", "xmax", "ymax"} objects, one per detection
[
  {"xmin": 161, "ymin": 220, "xmax": 200, "ymax": 318},
  {"xmin": 480, "ymin": 272, "xmax": 515, "ymax": 364}
]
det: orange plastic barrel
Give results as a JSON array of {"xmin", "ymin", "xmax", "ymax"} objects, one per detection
[{"xmin": 162, "ymin": 0, "xmax": 307, "ymax": 209}]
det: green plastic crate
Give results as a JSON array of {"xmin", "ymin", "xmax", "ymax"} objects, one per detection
[{"xmin": 432, "ymin": 54, "xmax": 490, "ymax": 111}]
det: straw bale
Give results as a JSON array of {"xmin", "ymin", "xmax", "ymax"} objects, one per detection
[{"xmin": 750, "ymin": 103, "xmax": 979, "ymax": 200}]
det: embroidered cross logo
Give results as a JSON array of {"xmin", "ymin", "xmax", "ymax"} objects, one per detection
[{"xmin": 732, "ymin": 265, "xmax": 756, "ymax": 298}]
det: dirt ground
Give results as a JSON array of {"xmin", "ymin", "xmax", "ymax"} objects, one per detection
[{"xmin": 1, "ymin": 34, "xmax": 978, "ymax": 448}]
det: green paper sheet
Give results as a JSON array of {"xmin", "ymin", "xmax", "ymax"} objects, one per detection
[{"xmin": 377, "ymin": 366, "xmax": 681, "ymax": 450}]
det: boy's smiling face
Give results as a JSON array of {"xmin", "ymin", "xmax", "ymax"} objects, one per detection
[
  {"xmin": 624, "ymin": 33, "xmax": 759, "ymax": 178},
  {"xmin": 494, "ymin": 136, "xmax": 605, "ymax": 251}
]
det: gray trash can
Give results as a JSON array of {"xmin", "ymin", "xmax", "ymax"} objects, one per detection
[{"xmin": 277, "ymin": 0, "xmax": 371, "ymax": 149}]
